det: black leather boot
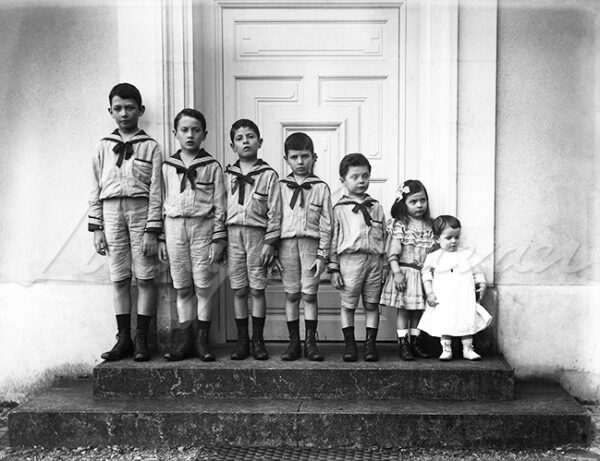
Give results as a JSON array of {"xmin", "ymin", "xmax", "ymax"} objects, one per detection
[
  {"xmin": 252, "ymin": 316, "xmax": 269, "ymax": 360},
  {"xmin": 342, "ymin": 327, "xmax": 358, "ymax": 362},
  {"xmin": 411, "ymin": 334, "xmax": 432, "ymax": 358},
  {"xmin": 398, "ymin": 334, "xmax": 415, "ymax": 361},
  {"xmin": 196, "ymin": 322, "xmax": 216, "ymax": 362},
  {"xmin": 304, "ymin": 327, "xmax": 324, "ymax": 361},
  {"xmin": 164, "ymin": 324, "xmax": 194, "ymax": 361},
  {"xmin": 101, "ymin": 314, "xmax": 133, "ymax": 361},
  {"xmin": 133, "ymin": 328, "xmax": 151, "ymax": 362},
  {"xmin": 364, "ymin": 328, "xmax": 379, "ymax": 362},
  {"xmin": 281, "ymin": 321, "xmax": 301, "ymax": 361},
  {"xmin": 231, "ymin": 318, "xmax": 250, "ymax": 360},
  {"xmin": 101, "ymin": 329, "xmax": 134, "ymax": 361}
]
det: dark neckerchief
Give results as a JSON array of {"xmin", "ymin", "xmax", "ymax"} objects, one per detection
[
  {"xmin": 225, "ymin": 159, "xmax": 273, "ymax": 205},
  {"xmin": 102, "ymin": 129, "xmax": 149, "ymax": 167},
  {"xmin": 164, "ymin": 149, "xmax": 215, "ymax": 192},
  {"xmin": 336, "ymin": 196, "xmax": 377, "ymax": 226},
  {"xmin": 280, "ymin": 174, "xmax": 323, "ymax": 208}
]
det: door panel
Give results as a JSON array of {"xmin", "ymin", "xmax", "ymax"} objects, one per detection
[{"xmin": 222, "ymin": 6, "xmax": 403, "ymax": 341}]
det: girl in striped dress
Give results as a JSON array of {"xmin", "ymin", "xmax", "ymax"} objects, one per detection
[{"xmin": 380, "ymin": 180, "xmax": 435, "ymax": 360}]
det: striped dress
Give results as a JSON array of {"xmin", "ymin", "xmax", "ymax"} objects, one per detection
[{"xmin": 379, "ymin": 217, "xmax": 435, "ymax": 310}]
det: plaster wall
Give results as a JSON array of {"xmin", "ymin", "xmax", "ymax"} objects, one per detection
[
  {"xmin": 0, "ymin": 3, "xmax": 121, "ymax": 402},
  {"xmin": 496, "ymin": 0, "xmax": 600, "ymax": 400}
]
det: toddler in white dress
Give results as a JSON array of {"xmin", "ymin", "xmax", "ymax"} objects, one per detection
[{"xmin": 418, "ymin": 215, "xmax": 492, "ymax": 360}]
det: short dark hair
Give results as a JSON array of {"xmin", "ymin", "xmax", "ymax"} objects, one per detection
[
  {"xmin": 432, "ymin": 215, "xmax": 461, "ymax": 237},
  {"xmin": 109, "ymin": 83, "xmax": 142, "ymax": 107},
  {"xmin": 230, "ymin": 119, "xmax": 260, "ymax": 142},
  {"xmin": 339, "ymin": 153, "xmax": 371, "ymax": 178},
  {"xmin": 284, "ymin": 132, "xmax": 314, "ymax": 156},
  {"xmin": 174, "ymin": 108, "xmax": 207, "ymax": 131}
]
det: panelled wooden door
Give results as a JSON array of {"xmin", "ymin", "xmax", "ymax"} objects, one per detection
[{"xmin": 219, "ymin": 4, "xmax": 404, "ymax": 341}]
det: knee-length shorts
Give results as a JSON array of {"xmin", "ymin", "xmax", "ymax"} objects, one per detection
[
  {"xmin": 103, "ymin": 198, "xmax": 158, "ymax": 282},
  {"xmin": 279, "ymin": 237, "xmax": 321, "ymax": 295},
  {"xmin": 227, "ymin": 225, "xmax": 268, "ymax": 290},
  {"xmin": 164, "ymin": 216, "xmax": 218, "ymax": 289},
  {"xmin": 339, "ymin": 253, "xmax": 383, "ymax": 310}
]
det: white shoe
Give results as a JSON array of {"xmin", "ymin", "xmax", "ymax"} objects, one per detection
[
  {"xmin": 462, "ymin": 342, "xmax": 481, "ymax": 361},
  {"xmin": 439, "ymin": 340, "xmax": 452, "ymax": 361}
]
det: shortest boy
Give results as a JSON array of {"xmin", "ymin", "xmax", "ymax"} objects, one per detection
[
  {"xmin": 225, "ymin": 119, "xmax": 282, "ymax": 360},
  {"xmin": 274, "ymin": 132, "xmax": 332, "ymax": 361},
  {"xmin": 329, "ymin": 153, "xmax": 387, "ymax": 362}
]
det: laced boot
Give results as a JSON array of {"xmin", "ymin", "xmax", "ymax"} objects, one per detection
[
  {"xmin": 281, "ymin": 322, "xmax": 301, "ymax": 361},
  {"xmin": 230, "ymin": 319, "xmax": 250, "ymax": 360},
  {"xmin": 439, "ymin": 338, "xmax": 453, "ymax": 361},
  {"xmin": 304, "ymin": 327, "xmax": 324, "ymax": 362},
  {"xmin": 411, "ymin": 334, "xmax": 432, "ymax": 358},
  {"xmin": 101, "ymin": 315, "xmax": 133, "ymax": 361},
  {"xmin": 398, "ymin": 334, "xmax": 415, "ymax": 361},
  {"xmin": 251, "ymin": 316, "xmax": 269, "ymax": 360},
  {"xmin": 164, "ymin": 325, "xmax": 194, "ymax": 361},
  {"xmin": 102, "ymin": 330, "xmax": 134, "ymax": 361},
  {"xmin": 461, "ymin": 338, "xmax": 481, "ymax": 361},
  {"xmin": 364, "ymin": 328, "xmax": 379, "ymax": 362},
  {"xmin": 195, "ymin": 323, "xmax": 216, "ymax": 362},
  {"xmin": 133, "ymin": 328, "xmax": 151, "ymax": 362},
  {"xmin": 342, "ymin": 327, "xmax": 358, "ymax": 362}
]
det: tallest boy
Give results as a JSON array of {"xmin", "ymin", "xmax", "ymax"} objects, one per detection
[{"xmin": 89, "ymin": 83, "xmax": 163, "ymax": 362}]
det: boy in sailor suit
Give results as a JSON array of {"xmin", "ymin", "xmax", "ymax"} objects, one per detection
[{"xmin": 225, "ymin": 119, "xmax": 282, "ymax": 360}]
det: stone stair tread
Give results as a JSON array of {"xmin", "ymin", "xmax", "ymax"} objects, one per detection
[
  {"xmin": 9, "ymin": 379, "xmax": 592, "ymax": 449},
  {"xmin": 95, "ymin": 344, "xmax": 511, "ymax": 371},
  {"xmin": 94, "ymin": 345, "xmax": 514, "ymax": 401},
  {"xmin": 12, "ymin": 379, "xmax": 583, "ymax": 415}
]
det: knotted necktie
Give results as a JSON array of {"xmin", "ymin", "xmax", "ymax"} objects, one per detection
[
  {"xmin": 351, "ymin": 200, "xmax": 376, "ymax": 226},
  {"xmin": 284, "ymin": 181, "xmax": 312, "ymax": 208},
  {"xmin": 228, "ymin": 170, "xmax": 256, "ymax": 205},
  {"xmin": 172, "ymin": 164, "xmax": 198, "ymax": 192},
  {"xmin": 113, "ymin": 141, "xmax": 134, "ymax": 167}
]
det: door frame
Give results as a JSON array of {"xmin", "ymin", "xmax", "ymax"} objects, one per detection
[{"xmin": 124, "ymin": 0, "xmax": 497, "ymax": 343}]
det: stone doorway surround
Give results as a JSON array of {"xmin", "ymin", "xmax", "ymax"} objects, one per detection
[{"xmin": 113, "ymin": 0, "xmax": 497, "ymax": 345}]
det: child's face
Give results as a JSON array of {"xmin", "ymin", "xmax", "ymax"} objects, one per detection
[
  {"xmin": 230, "ymin": 127, "xmax": 262, "ymax": 161},
  {"xmin": 174, "ymin": 116, "xmax": 207, "ymax": 153},
  {"xmin": 341, "ymin": 165, "xmax": 371, "ymax": 196},
  {"xmin": 109, "ymin": 96, "xmax": 144, "ymax": 133},
  {"xmin": 285, "ymin": 149, "xmax": 315, "ymax": 177},
  {"xmin": 405, "ymin": 191, "xmax": 428, "ymax": 219},
  {"xmin": 437, "ymin": 226, "xmax": 461, "ymax": 252}
]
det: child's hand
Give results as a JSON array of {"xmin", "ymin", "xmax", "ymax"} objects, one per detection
[
  {"xmin": 209, "ymin": 241, "xmax": 226, "ymax": 264},
  {"xmin": 475, "ymin": 282, "xmax": 487, "ymax": 302},
  {"xmin": 330, "ymin": 271, "xmax": 344, "ymax": 290},
  {"xmin": 158, "ymin": 242, "xmax": 168, "ymax": 263},
  {"xmin": 142, "ymin": 233, "xmax": 158, "ymax": 256},
  {"xmin": 260, "ymin": 244, "xmax": 275, "ymax": 267},
  {"xmin": 272, "ymin": 258, "xmax": 283, "ymax": 274},
  {"xmin": 426, "ymin": 292, "xmax": 438, "ymax": 307},
  {"xmin": 393, "ymin": 272, "xmax": 406, "ymax": 291},
  {"xmin": 93, "ymin": 230, "xmax": 108, "ymax": 255},
  {"xmin": 309, "ymin": 258, "xmax": 326, "ymax": 276}
]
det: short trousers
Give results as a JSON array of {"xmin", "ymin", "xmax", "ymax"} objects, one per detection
[
  {"xmin": 339, "ymin": 253, "xmax": 383, "ymax": 310},
  {"xmin": 279, "ymin": 237, "xmax": 321, "ymax": 295},
  {"xmin": 227, "ymin": 225, "xmax": 267, "ymax": 290},
  {"xmin": 164, "ymin": 216, "xmax": 218, "ymax": 289},
  {"xmin": 102, "ymin": 197, "xmax": 158, "ymax": 282}
]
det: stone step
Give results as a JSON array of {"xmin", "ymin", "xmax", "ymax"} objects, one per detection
[
  {"xmin": 9, "ymin": 379, "xmax": 592, "ymax": 449},
  {"xmin": 93, "ymin": 344, "xmax": 514, "ymax": 401}
]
